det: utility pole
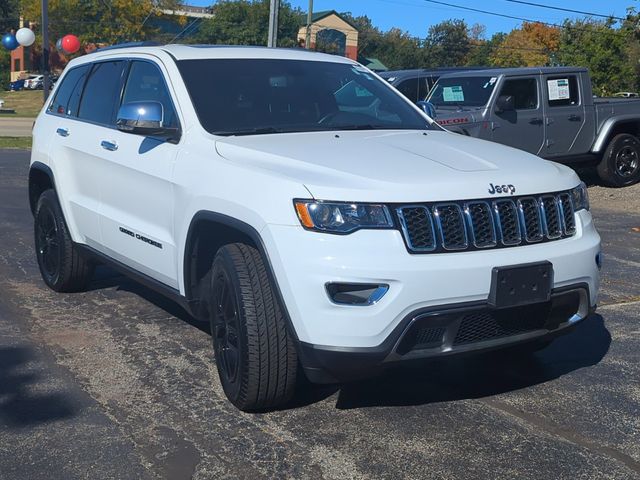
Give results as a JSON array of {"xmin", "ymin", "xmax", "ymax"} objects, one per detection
[
  {"xmin": 267, "ymin": 0, "xmax": 279, "ymax": 48},
  {"xmin": 41, "ymin": 0, "xmax": 50, "ymax": 101},
  {"xmin": 305, "ymin": 0, "xmax": 313, "ymax": 49}
]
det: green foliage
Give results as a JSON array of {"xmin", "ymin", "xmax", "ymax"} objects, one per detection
[
  {"xmin": 556, "ymin": 18, "xmax": 635, "ymax": 96},
  {"xmin": 424, "ymin": 19, "xmax": 471, "ymax": 67},
  {"xmin": 20, "ymin": 0, "xmax": 181, "ymax": 45},
  {"xmin": 194, "ymin": 0, "xmax": 303, "ymax": 48}
]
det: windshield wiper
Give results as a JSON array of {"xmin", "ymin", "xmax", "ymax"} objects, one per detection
[{"xmin": 213, "ymin": 127, "xmax": 287, "ymax": 136}]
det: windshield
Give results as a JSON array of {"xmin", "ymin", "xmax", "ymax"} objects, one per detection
[
  {"xmin": 177, "ymin": 59, "xmax": 430, "ymax": 135},
  {"xmin": 427, "ymin": 76, "xmax": 498, "ymax": 108}
]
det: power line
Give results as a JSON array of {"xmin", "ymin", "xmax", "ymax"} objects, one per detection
[
  {"xmin": 503, "ymin": 0, "xmax": 626, "ymax": 22},
  {"xmin": 422, "ymin": 0, "xmax": 629, "ymax": 38}
]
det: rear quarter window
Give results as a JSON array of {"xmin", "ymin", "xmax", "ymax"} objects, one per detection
[{"xmin": 47, "ymin": 64, "xmax": 90, "ymax": 117}]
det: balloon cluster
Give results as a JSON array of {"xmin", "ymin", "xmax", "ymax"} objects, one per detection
[
  {"xmin": 1, "ymin": 28, "xmax": 81, "ymax": 55},
  {"xmin": 1, "ymin": 28, "xmax": 35, "ymax": 51},
  {"xmin": 56, "ymin": 35, "xmax": 81, "ymax": 55}
]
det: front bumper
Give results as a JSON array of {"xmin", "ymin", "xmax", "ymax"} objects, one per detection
[
  {"xmin": 263, "ymin": 209, "xmax": 600, "ymax": 347},
  {"xmin": 298, "ymin": 284, "xmax": 592, "ymax": 383}
]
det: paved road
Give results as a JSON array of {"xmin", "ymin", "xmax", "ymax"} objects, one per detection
[
  {"xmin": 0, "ymin": 149, "xmax": 639, "ymax": 480},
  {"xmin": 0, "ymin": 118, "xmax": 34, "ymax": 137}
]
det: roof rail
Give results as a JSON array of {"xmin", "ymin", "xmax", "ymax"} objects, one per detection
[{"xmin": 93, "ymin": 41, "xmax": 162, "ymax": 53}]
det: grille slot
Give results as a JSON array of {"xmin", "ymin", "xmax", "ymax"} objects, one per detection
[
  {"xmin": 396, "ymin": 190, "xmax": 577, "ymax": 254},
  {"xmin": 433, "ymin": 204, "xmax": 467, "ymax": 250},
  {"xmin": 397, "ymin": 206, "xmax": 436, "ymax": 251},
  {"xmin": 465, "ymin": 202, "xmax": 496, "ymax": 248},
  {"xmin": 541, "ymin": 195, "xmax": 562, "ymax": 239},
  {"xmin": 493, "ymin": 200, "xmax": 521, "ymax": 245},
  {"xmin": 518, "ymin": 197, "xmax": 544, "ymax": 242},
  {"xmin": 414, "ymin": 327, "xmax": 446, "ymax": 349},
  {"xmin": 558, "ymin": 193, "xmax": 576, "ymax": 235},
  {"xmin": 453, "ymin": 310, "xmax": 546, "ymax": 346}
]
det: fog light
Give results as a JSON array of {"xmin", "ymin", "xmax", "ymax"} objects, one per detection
[
  {"xmin": 325, "ymin": 283, "xmax": 389, "ymax": 306},
  {"xmin": 596, "ymin": 252, "xmax": 603, "ymax": 270}
]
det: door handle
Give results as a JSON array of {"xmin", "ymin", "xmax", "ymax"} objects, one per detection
[
  {"xmin": 56, "ymin": 127, "xmax": 69, "ymax": 137},
  {"xmin": 529, "ymin": 118, "xmax": 543, "ymax": 125},
  {"xmin": 568, "ymin": 114, "xmax": 582, "ymax": 122},
  {"xmin": 100, "ymin": 140, "xmax": 118, "ymax": 151}
]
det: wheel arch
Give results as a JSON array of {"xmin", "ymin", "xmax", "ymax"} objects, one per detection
[
  {"xmin": 182, "ymin": 211, "xmax": 298, "ymax": 340},
  {"xmin": 592, "ymin": 117, "xmax": 640, "ymax": 154},
  {"xmin": 28, "ymin": 161, "xmax": 56, "ymax": 216}
]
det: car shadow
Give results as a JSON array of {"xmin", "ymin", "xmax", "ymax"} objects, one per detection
[
  {"xmin": 87, "ymin": 266, "xmax": 210, "ymax": 334},
  {"xmin": 82, "ymin": 268, "xmax": 610, "ymax": 412},
  {"xmin": 0, "ymin": 345, "xmax": 80, "ymax": 428},
  {"xmin": 333, "ymin": 313, "xmax": 611, "ymax": 409}
]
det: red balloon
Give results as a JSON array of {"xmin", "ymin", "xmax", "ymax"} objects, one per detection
[{"xmin": 61, "ymin": 34, "xmax": 80, "ymax": 54}]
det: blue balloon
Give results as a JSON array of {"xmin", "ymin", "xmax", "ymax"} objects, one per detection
[{"xmin": 2, "ymin": 33, "xmax": 19, "ymax": 51}]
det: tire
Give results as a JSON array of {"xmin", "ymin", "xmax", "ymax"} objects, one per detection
[
  {"xmin": 209, "ymin": 243, "xmax": 297, "ymax": 411},
  {"xmin": 597, "ymin": 133, "xmax": 640, "ymax": 187},
  {"xmin": 34, "ymin": 189, "xmax": 94, "ymax": 292}
]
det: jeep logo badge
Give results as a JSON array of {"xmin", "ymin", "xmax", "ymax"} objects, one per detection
[{"xmin": 488, "ymin": 183, "xmax": 516, "ymax": 195}]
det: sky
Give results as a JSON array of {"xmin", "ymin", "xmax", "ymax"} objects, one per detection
[{"xmin": 188, "ymin": 0, "xmax": 637, "ymax": 37}]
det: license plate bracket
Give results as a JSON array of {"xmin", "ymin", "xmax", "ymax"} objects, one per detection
[{"xmin": 489, "ymin": 261, "xmax": 553, "ymax": 309}]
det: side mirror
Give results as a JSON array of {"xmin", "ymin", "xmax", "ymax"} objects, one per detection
[
  {"xmin": 416, "ymin": 100, "xmax": 437, "ymax": 119},
  {"xmin": 116, "ymin": 101, "xmax": 179, "ymax": 140},
  {"xmin": 496, "ymin": 95, "xmax": 515, "ymax": 113}
]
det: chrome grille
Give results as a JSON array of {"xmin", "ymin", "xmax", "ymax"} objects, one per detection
[
  {"xmin": 397, "ymin": 190, "xmax": 576, "ymax": 254},
  {"xmin": 494, "ymin": 199, "xmax": 521, "ymax": 245},
  {"xmin": 397, "ymin": 206, "xmax": 436, "ymax": 251},
  {"xmin": 541, "ymin": 195, "xmax": 562, "ymax": 239},
  {"xmin": 465, "ymin": 202, "xmax": 496, "ymax": 248},
  {"xmin": 433, "ymin": 204, "xmax": 467, "ymax": 250},
  {"xmin": 518, "ymin": 197, "xmax": 544, "ymax": 242},
  {"xmin": 558, "ymin": 193, "xmax": 576, "ymax": 235}
]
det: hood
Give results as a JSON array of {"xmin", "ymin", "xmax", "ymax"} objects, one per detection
[{"xmin": 215, "ymin": 130, "xmax": 579, "ymax": 203}]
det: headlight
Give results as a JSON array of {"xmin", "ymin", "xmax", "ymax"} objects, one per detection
[
  {"xmin": 571, "ymin": 182, "xmax": 589, "ymax": 211},
  {"xmin": 294, "ymin": 200, "xmax": 393, "ymax": 233}
]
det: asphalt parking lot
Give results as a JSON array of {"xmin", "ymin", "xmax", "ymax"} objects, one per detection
[{"xmin": 0, "ymin": 149, "xmax": 638, "ymax": 480}]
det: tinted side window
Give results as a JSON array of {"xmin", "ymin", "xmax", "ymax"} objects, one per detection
[
  {"xmin": 499, "ymin": 78, "xmax": 538, "ymax": 110},
  {"xmin": 396, "ymin": 78, "xmax": 419, "ymax": 102},
  {"xmin": 47, "ymin": 64, "xmax": 90, "ymax": 117},
  {"xmin": 546, "ymin": 76, "xmax": 579, "ymax": 107},
  {"xmin": 78, "ymin": 61, "xmax": 126, "ymax": 125},
  {"xmin": 122, "ymin": 61, "xmax": 178, "ymax": 128}
]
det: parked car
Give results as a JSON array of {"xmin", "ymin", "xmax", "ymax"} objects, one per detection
[
  {"xmin": 9, "ymin": 79, "xmax": 26, "ymax": 91},
  {"xmin": 23, "ymin": 75, "xmax": 42, "ymax": 89},
  {"xmin": 379, "ymin": 67, "xmax": 484, "ymax": 103},
  {"xmin": 30, "ymin": 45, "xmax": 600, "ymax": 411},
  {"xmin": 425, "ymin": 67, "xmax": 640, "ymax": 186},
  {"xmin": 0, "ymin": 98, "xmax": 4, "ymax": 109}
]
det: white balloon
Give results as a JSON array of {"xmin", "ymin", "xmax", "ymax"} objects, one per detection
[{"xmin": 16, "ymin": 28, "xmax": 35, "ymax": 47}]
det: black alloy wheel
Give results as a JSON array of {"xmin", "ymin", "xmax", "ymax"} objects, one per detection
[
  {"xmin": 33, "ymin": 189, "xmax": 94, "ymax": 292},
  {"xmin": 35, "ymin": 204, "xmax": 62, "ymax": 283},
  {"xmin": 614, "ymin": 145, "xmax": 640, "ymax": 179},
  {"xmin": 211, "ymin": 269, "xmax": 242, "ymax": 385}
]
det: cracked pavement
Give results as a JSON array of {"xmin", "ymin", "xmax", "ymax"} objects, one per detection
[{"xmin": 0, "ymin": 149, "xmax": 639, "ymax": 479}]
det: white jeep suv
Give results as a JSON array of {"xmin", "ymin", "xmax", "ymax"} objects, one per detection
[{"xmin": 29, "ymin": 44, "xmax": 601, "ymax": 411}]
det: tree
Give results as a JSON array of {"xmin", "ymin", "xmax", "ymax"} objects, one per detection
[
  {"xmin": 1, "ymin": 0, "xmax": 20, "ymax": 88},
  {"xmin": 195, "ymin": 0, "xmax": 303, "ymax": 48},
  {"xmin": 423, "ymin": 19, "xmax": 471, "ymax": 67},
  {"xmin": 490, "ymin": 22, "xmax": 559, "ymax": 67},
  {"xmin": 557, "ymin": 18, "xmax": 635, "ymax": 96},
  {"xmin": 466, "ymin": 32, "xmax": 506, "ymax": 67},
  {"xmin": 20, "ymin": 0, "xmax": 181, "ymax": 45}
]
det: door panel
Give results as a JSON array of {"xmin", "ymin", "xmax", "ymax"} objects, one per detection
[
  {"xmin": 491, "ymin": 77, "xmax": 545, "ymax": 155},
  {"xmin": 541, "ymin": 75, "xmax": 587, "ymax": 157},
  {"xmin": 96, "ymin": 60, "xmax": 180, "ymax": 288}
]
